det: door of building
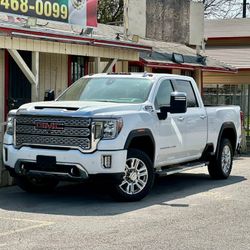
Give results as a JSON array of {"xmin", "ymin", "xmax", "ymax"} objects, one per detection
[
  {"xmin": 7, "ymin": 51, "xmax": 32, "ymax": 111},
  {"xmin": 70, "ymin": 56, "xmax": 88, "ymax": 85}
]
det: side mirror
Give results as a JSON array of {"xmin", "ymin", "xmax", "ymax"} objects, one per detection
[
  {"xmin": 158, "ymin": 106, "xmax": 169, "ymax": 120},
  {"xmin": 157, "ymin": 92, "xmax": 187, "ymax": 120},
  {"xmin": 44, "ymin": 90, "xmax": 55, "ymax": 101},
  {"xmin": 169, "ymin": 92, "xmax": 187, "ymax": 114}
]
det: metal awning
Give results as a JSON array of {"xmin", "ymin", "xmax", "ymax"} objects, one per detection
[
  {"xmin": 0, "ymin": 22, "xmax": 152, "ymax": 62},
  {"xmin": 140, "ymin": 50, "xmax": 237, "ymax": 73}
]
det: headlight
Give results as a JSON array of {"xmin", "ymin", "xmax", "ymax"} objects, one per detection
[
  {"xmin": 6, "ymin": 115, "xmax": 15, "ymax": 135},
  {"xmin": 94, "ymin": 118, "xmax": 123, "ymax": 140}
]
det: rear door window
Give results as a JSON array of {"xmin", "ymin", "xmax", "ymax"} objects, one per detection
[{"xmin": 173, "ymin": 80, "xmax": 198, "ymax": 108}]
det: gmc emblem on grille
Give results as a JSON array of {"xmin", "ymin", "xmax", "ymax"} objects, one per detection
[{"xmin": 35, "ymin": 122, "xmax": 64, "ymax": 130}]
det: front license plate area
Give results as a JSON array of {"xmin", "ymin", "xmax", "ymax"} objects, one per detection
[{"xmin": 36, "ymin": 155, "xmax": 56, "ymax": 169}]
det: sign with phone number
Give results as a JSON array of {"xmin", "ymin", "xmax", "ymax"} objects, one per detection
[{"xmin": 0, "ymin": 0, "xmax": 97, "ymax": 27}]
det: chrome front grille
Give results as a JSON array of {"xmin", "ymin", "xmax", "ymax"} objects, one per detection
[
  {"xmin": 16, "ymin": 116, "xmax": 91, "ymax": 127},
  {"xmin": 15, "ymin": 116, "xmax": 92, "ymax": 151},
  {"xmin": 16, "ymin": 125, "xmax": 90, "ymax": 137}
]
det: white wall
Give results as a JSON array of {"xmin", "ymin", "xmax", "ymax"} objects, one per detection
[
  {"xmin": 126, "ymin": 0, "xmax": 146, "ymax": 38},
  {"xmin": 189, "ymin": 1, "xmax": 204, "ymax": 46}
]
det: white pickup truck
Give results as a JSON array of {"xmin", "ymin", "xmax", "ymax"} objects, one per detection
[{"xmin": 3, "ymin": 73, "xmax": 241, "ymax": 201}]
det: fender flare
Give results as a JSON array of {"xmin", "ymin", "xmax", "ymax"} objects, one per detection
[
  {"xmin": 215, "ymin": 122, "xmax": 237, "ymax": 157},
  {"xmin": 124, "ymin": 129, "xmax": 155, "ymax": 150}
]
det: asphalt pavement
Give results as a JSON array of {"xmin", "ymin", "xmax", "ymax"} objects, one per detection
[{"xmin": 0, "ymin": 155, "xmax": 249, "ymax": 250}]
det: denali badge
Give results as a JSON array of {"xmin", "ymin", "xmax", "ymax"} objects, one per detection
[{"xmin": 35, "ymin": 122, "xmax": 64, "ymax": 130}]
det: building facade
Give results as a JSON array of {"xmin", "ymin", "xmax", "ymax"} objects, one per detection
[
  {"xmin": 204, "ymin": 18, "xmax": 250, "ymax": 138},
  {"xmin": 0, "ymin": 19, "xmax": 151, "ymax": 185}
]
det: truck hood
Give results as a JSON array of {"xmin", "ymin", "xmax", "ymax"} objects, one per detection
[{"xmin": 15, "ymin": 101, "xmax": 144, "ymax": 117}]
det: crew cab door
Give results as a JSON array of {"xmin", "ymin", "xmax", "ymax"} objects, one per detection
[
  {"xmin": 172, "ymin": 79, "xmax": 207, "ymax": 160},
  {"xmin": 154, "ymin": 79, "xmax": 187, "ymax": 165}
]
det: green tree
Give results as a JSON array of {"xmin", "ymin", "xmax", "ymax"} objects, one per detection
[{"xmin": 98, "ymin": 0, "xmax": 124, "ymax": 24}]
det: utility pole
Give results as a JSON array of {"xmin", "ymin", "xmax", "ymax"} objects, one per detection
[{"xmin": 243, "ymin": 0, "xmax": 247, "ymax": 18}]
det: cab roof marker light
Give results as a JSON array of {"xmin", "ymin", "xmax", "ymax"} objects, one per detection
[
  {"xmin": 107, "ymin": 72, "xmax": 131, "ymax": 75},
  {"xmin": 142, "ymin": 72, "xmax": 154, "ymax": 77}
]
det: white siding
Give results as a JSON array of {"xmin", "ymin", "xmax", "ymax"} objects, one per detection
[
  {"xmin": 0, "ymin": 36, "xmax": 139, "ymax": 61},
  {"xmin": 204, "ymin": 71, "xmax": 250, "ymax": 85},
  {"xmin": 206, "ymin": 47, "xmax": 250, "ymax": 69},
  {"xmin": 115, "ymin": 61, "xmax": 129, "ymax": 72},
  {"xmin": 205, "ymin": 19, "xmax": 250, "ymax": 38},
  {"xmin": 38, "ymin": 53, "xmax": 68, "ymax": 101}
]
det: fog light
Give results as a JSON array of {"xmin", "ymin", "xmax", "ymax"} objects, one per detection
[{"xmin": 102, "ymin": 155, "xmax": 112, "ymax": 169}]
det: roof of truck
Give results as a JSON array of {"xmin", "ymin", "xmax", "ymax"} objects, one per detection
[{"xmin": 85, "ymin": 72, "xmax": 195, "ymax": 82}]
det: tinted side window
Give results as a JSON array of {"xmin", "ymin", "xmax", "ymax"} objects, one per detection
[
  {"xmin": 155, "ymin": 80, "xmax": 173, "ymax": 109},
  {"xmin": 173, "ymin": 80, "xmax": 198, "ymax": 107}
]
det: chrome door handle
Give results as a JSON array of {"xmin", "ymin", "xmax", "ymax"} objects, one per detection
[
  {"xmin": 200, "ymin": 115, "xmax": 207, "ymax": 120},
  {"xmin": 178, "ymin": 117, "xmax": 184, "ymax": 121}
]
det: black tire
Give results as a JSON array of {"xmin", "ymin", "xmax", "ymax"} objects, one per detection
[
  {"xmin": 111, "ymin": 149, "xmax": 155, "ymax": 202},
  {"xmin": 208, "ymin": 138, "xmax": 233, "ymax": 179},
  {"xmin": 15, "ymin": 176, "xmax": 59, "ymax": 193}
]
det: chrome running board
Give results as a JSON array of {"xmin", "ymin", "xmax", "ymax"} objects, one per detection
[{"xmin": 156, "ymin": 162, "xmax": 208, "ymax": 177}]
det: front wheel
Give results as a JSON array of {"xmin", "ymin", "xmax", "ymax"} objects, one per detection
[
  {"xmin": 15, "ymin": 176, "xmax": 59, "ymax": 193},
  {"xmin": 112, "ymin": 149, "xmax": 155, "ymax": 202},
  {"xmin": 208, "ymin": 138, "xmax": 233, "ymax": 179}
]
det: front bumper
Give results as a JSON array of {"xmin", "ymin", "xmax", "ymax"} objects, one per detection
[{"xmin": 3, "ymin": 144, "xmax": 127, "ymax": 180}]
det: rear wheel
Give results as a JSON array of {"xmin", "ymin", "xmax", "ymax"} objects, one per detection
[
  {"xmin": 112, "ymin": 149, "xmax": 155, "ymax": 202},
  {"xmin": 208, "ymin": 138, "xmax": 233, "ymax": 179},
  {"xmin": 16, "ymin": 176, "xmax": 59, "ymax": 193}
]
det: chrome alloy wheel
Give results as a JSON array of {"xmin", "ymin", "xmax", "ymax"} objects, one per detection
[
  {"xmin": 221, "ymin": 145, "xmax": 232, "ymax": 174},
  {"xmin": 119, "ymin": 158, "xmax": 149, "ymax": 195}
]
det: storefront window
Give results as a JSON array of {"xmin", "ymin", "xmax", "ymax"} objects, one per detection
[
  {"xmin": 128, "ymin": 63, "xmax": 144, "ymax": 72},
  {"xmin": 71, "ymin": 56, "xmax": 87, "ymax": 83},
  {"xmin": 181, "ymin": 70, "xmax": 194, "ymax": 77}
]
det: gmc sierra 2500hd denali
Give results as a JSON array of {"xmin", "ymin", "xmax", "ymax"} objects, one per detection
[{"xmin": 3, "ymin": 73, "xmax": 241, "ymax": 201}]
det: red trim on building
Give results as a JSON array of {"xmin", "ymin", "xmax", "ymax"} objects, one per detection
[
  {"xmin": 4, "ymin": 50, "xmax": 9, "ymax": 120},
  {"xmin": 68, "ymin": 55, "xmax": 72, "ymax": 86},
  {"xmin": 139, "ymin": 58, "xmax": 237, "ymax": 74},
  {"xmin": 208, "ymin": 36, "xmax": 250, "ymax": 41},
  {"xmin": 87, "ymin": 0, "xmax": 98, "ymax": 27},
  {"xmin": 0, "ymin": 26, "xmax": 152, "ymax": 52},
  {"xmin": 129, "ymin": 61, "xmax": 145, "ymax": 67},
  {"xmin": 143, "ymin": 62, "xmax": 195, "ymax": 71},
  {"xmin": 238, "ymin": 68, "xmax": 250, "ymax": 71},
  {"xmin": 139, "ymin": 58, "xmax": 195, "ymax": 70},
  {"xmin": 201, "ymin": 68, "xmax": 237, "ymax": 73}
]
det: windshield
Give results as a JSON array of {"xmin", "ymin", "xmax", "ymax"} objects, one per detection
[{"xmin": 57, "ymin": 77, "xmax": 153, "ymax": 103}]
